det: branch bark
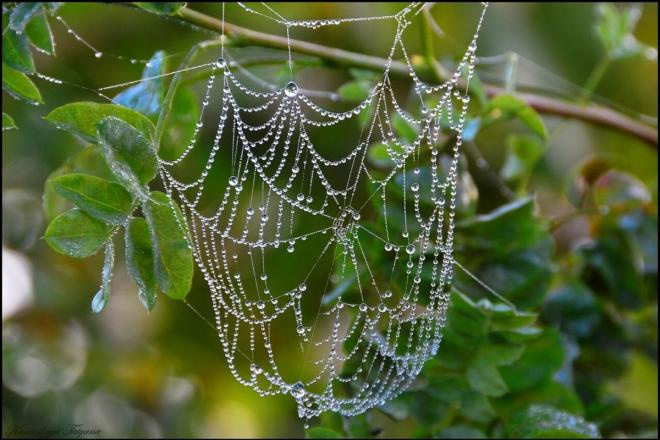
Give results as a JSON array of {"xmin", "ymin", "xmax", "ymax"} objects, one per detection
[{"xmin": 177, "ymin": 7, "xmax": 658, "ymax": 147}]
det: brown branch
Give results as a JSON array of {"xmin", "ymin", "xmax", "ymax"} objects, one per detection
[{"xmin": 177, "ymin": 7, "xmax": 658, "ymax": 148}]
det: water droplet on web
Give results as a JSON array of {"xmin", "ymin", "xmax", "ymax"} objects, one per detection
[
  {"xmin": 285, "ymin": 81, "xmax": 299, "ymax": 97},
  {"xmin": 291, "ymin": 381, "xmax": 305, "ymax": 398},
  {"xmin": 406, "ymin": 244, "xmax": 416, "ymax": 255},
  {"xmin": 94, "ymin": 52, "xmax": 103, "ymax": 58},
  {"xmin": 229, "ymin": 176, "xmax": 239, "ymax": 186},
  {"xmin": 215, "ymin": 57, "xmax": 226, "ymax": 69}
]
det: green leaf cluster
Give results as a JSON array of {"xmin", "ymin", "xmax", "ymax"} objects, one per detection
[{"xmin": 42, "ymin": 101, "xmax": 193, "ymax": 313}]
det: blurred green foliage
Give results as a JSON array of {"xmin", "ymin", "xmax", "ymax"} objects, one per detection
[{"xmin": 2, "ymin": 2, "xmax": 657, "ymax": 439}]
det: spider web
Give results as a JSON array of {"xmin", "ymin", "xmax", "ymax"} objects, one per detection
[{"xmin": 153, "ymin": 2, "xmax": 489, "ymax": 423}]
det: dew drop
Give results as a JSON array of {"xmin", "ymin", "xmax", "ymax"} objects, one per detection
[
  {"xmin": 406, "ymin": 244, "xmax": 416, "ymax": 255},
  {"xmin": 285, "ymin": 81, "xmax": 299, "ymax": 97}
]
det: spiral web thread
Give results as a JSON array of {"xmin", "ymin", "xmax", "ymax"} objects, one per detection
[{"xmin": 158, "ymin": 2, "xmax": 488, "ymax": 423}]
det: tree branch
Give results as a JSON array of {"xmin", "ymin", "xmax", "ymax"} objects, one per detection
[{"xmin": 177, "ymin": 7, "xmax": 658, "ymax": 148}]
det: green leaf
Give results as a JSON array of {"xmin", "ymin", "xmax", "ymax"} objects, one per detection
[
  {"xmin": 144, "ymin": 191, "xmax": 193, "ymax": 299},
  {"xmin": 441, "ymin": 289, "xmax": 488, "ymax": 350},
  {"xmin": 92, "ymin": 242, "xmax": 115, "ymax": 313},
  {"xmin": 44, "ymin": 102, "xmax": 155, "ymax": 143},
  {"xmin": 435, "ymin": 426, "xmax": 486, "ymax": 439},
  {"xmin": 159, "ymin": 86, "xmax": 200, "ymax": 160},
  {"xmin": 114, "ymin": 50, "xmax": 167, "ymax": 119},
  {"xmin": 500, "ymin": 329, "xmax": 565, "ymax": 392},
  {"xmin": 51, "ymin": 173, "xmax": 134, "ymax": 224},
  {"xmin": 467, "ymin": 361, "xmax": 508, "ymax": 397},
  {"xmin": 126, "ymin": 217, "xmax": 157, "ymax": 311},
  {"xmin": 500, "ymin": 134, "xmax": 545, "ymax": 183},
  {"xmin": 133, "ymin": 2, "xmax": 185, "ymax": 14},
  {"xmin": 484, "ymin": 94, "xmax": 547, "ymax": 139},
  {"xmin": 97, "ymin": 116, "xmax": 158, "ymax": 194},
  {"xmin": 3, "ymin": 29, "xmax": 35, "ymax": 73},
  {"xmin": 506, "ymin": 405, "xmax": 599, "ymax": 439},
  {"xmin": 455, "ymin": 196, "xmax": 546, "ymax": 256},
  {"xmin": 43, "ymin": 145, "xmax": 118, "ymax": 222},
  {"xmin": 337, "ymin": 79, "xmax": 371, "ymax": 102},
  {"xmin": 498, "ymin": 380, "xmax": 584, "ymax": 417},
  {"xmin": 9, "ymin": 2, "xmax": 44, "ymax": 32},
  {"xmin": 2, "ymin": 112, "xmax": 17, "ymax": 131},
  {"xmin": 392, "ymin": 113, "xmax": 418, "ymax": 143},
  {"xmin": 44, "ymin": 208, "xmax": 110, "ymax": 258},
  {"xmin": 305, "ymin": 427, "xmax": 344, "ymax": 439},
  {"xmin": 460, "ymin": 390, "xmax": 497, "ymax": 423},
  {"xmin": 474, "ymin": 341, "xmax": 525, "ymax": 367},
  {"xmin": 542, "ymin": 281, "xmax": 601, "ymax": 339},
  {"xmin": 25, "ymin": 12, "xmax": 55, "ymax": 55},
  {"xmin": 2, "ymin": 64, "xmax": 43, "ymax": 104}
]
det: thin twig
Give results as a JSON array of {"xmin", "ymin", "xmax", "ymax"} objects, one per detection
[{"xmin": 174, "ymin": 6, "xmax": 657, "ymax": 147}]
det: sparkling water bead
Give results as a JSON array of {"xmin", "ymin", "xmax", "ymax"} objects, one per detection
[
  {"xmin": 228, "ymin": 176, "xmax": 239, "ymax": 186},
  {"xmin": 411, "ymin": 183, "xmax": 419, "ymax": 192},
  {"xmin": 406, "ymin": 244, "xmax": 416, "ymax": 255},
  {"xmin": 285, "ymin": 81, "xmax": 299, "ymax": 97},
  {"xmin": 291, "ymin": 382, "xmax": 305, "ymax": 398},
  {"xmin": 215, "ymin": 57, "xmax": 226, "ymax": 69}
]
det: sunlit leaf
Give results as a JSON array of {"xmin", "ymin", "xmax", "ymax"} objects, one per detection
[
  {"xmin": 506, "ymin": 405, "xmax": 599, "ymax": 438},
  {"xmin": 2, "ymin": 64, "xmax": 43, "ymax": 104},
  {"xmin": 126, "ymin": 217, "xmax": 157, "ymax": 311},
  {"xmin": 483, "ymin": 94, "xmax": 547, "ymax": 139},
  {"xmin": 2, "ymin": 112, "xmax": 17, "ymax": 131},
  {"xmin": 144, "ymin": 191, "xmax": 193, "ymax": 300},
  {"xmin": 44, "ymin": 208, "xmax": 110, "ymax": 258},
  {"xmin": 43, "ymin": 145, "xmax": 118, "ymax": 222},
  {"xmin": 338, "ymin": 79, "xmax": 371, "ymax": 102},
  {"xmin": 45, "ymin": 102, "xmax": 155, "ymax": 143},
  {"xmin": 2, "ymin": 30, "xmax": 35, "ymax": 73},
  {"xmin": 51, "ymin": 173, "xmax": 134, "ymax": 224},
  {"xmin": 97, "ymin": 116, "xmax": 158, "ymax": 194},
  {"xmin": 25, "ymin": 12, "xmax": 56, "ymax": 56}
]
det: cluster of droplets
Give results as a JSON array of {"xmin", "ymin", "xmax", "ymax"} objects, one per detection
[{"xmin": 156, "ymin": 1, "xmax": 489, "ymax": 425}]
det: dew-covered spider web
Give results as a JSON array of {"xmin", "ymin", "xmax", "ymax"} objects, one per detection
[{"xmin": 149, "ymin": 2, "xmax": 490, "ymax": 424}]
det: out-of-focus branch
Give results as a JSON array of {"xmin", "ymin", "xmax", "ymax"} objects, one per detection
[{"xmin": 175, "ymin": 6, "xmax": 658, "ymax": 147}]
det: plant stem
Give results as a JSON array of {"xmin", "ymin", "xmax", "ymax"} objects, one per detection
[
  {"xmin": 174, "ymin": 6, "xmax": 657, "ymax": 147},
  {"xmin": 579, "ymin": 55, "xmax": 611, "ymax": 104}
]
